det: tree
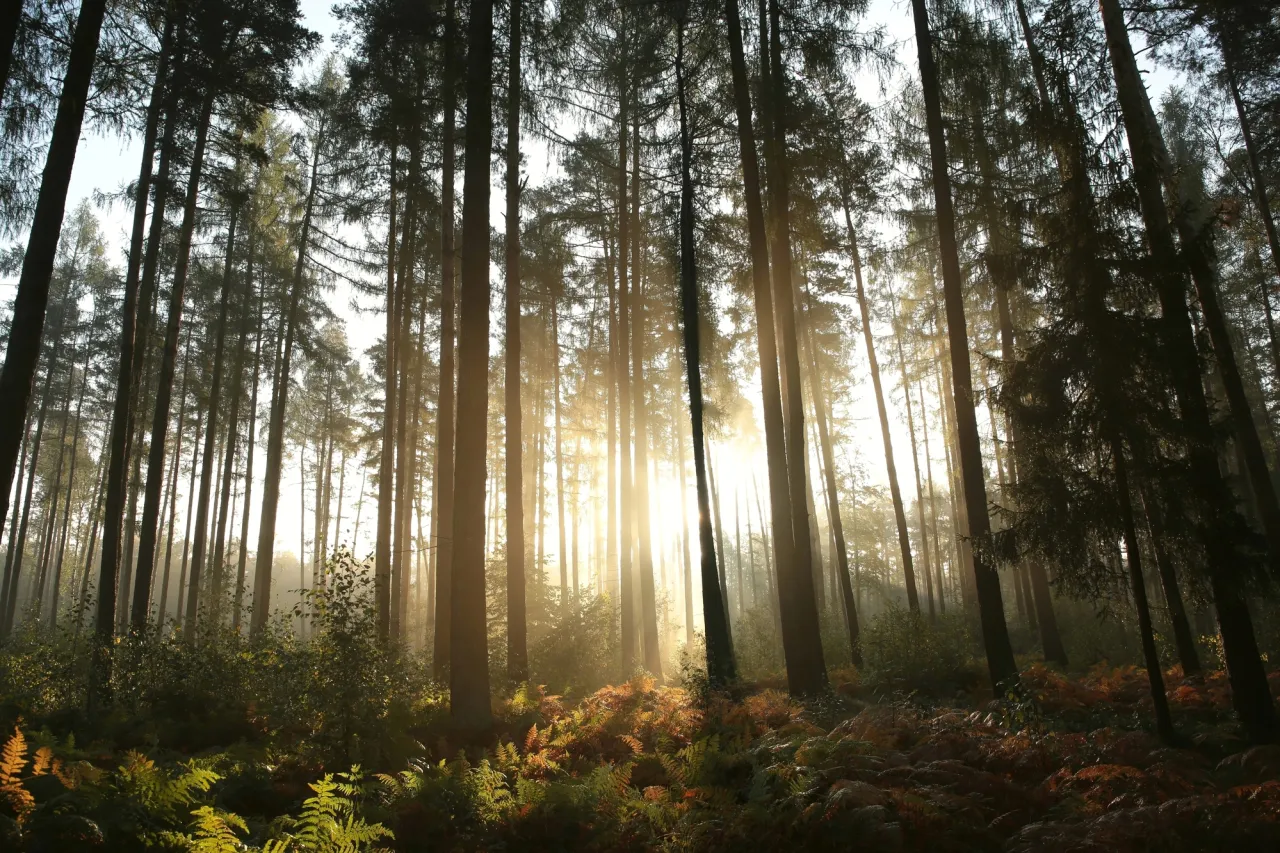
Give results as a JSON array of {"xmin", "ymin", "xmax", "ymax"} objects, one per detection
[{"xmin": 449, "ymin": 0, "xmax": 494, "ymax": 732}]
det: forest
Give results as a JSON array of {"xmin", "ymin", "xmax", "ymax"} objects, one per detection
[{"xmin": 1, "ymin": 0, "xmax": 1279, "ymax": 848}]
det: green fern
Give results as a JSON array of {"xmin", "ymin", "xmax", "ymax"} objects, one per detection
[
  {"xmin": 187, "ymin": 805, "xmax": 250, "ymax": 853},
  {"xmin": 274, "ymin": 772, "xmax": 393, "ymax": 852}
]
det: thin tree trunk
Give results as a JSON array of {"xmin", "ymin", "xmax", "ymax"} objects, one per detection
[
  {"xmin": 843, "ymin": 206, "xmax": 919, "ymax": 612},
  {"xmin": 132, "ymin": 92, "xmax": 215, "ymax": 630},
  {"xmin": 1112, "ymin": 437, "xmax": 1176, "ymax": 742},
  {"xmin": 677, "ymin": 17, "xmax": 735, "ymax": 686},
  {"xmin": 630, "ymin": 139, "xmax": 661, "ymax": 678},
  {"xmin": 911, "ymin": 0, "xmax": 1017, "ymax": 691},
  {"xmin": 251, "ymin": 114, "xmax": 324, "ymax": 637},
  {"xmin": 676, "ymin": 422, "xmax": 693, "ymax": 645},
  {"xmin": 185, "ymin": 198, "xmax": 239, "ymax": 635},
  {"xmin": 503, "ymin": 0, "xmax": 526, "ymax": 681},
  {"xmin": 800, "ymin": 289, "xmax": 861, "ymax": 660},
  {"xmin": 616, "ymin": 34, "xmax": 637, "ymax": 674},
  {"xmin": 158, "ymin": 337, "xmax": 190, "ymax": 627}
]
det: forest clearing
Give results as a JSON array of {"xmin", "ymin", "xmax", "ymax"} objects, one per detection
[{"xmin": 2, "ymin": 0, "xmax": 1280, "ymax": 847}]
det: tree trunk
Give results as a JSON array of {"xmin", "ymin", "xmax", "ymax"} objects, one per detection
[
  {"xmin": 801, "ymin": 288, "xmax": 861, "ymax": 661},
  {"xmin": 503, "ymin": 0, "xmax": 526, "ymax": 682},
  {"xmin": 630, "ymin": 132, "xmax": 662, "ymax": 678},
  {"xmin": 911, "ymin": 0, "xmax": 1018, "ymax": 691},
  {"xmin": 725, "ymin": 0, "xmax": 814, "ymax": 692},
  {"xmin": 449, "ymin": 0, "xmax": 495, "ymax": 732},
  {"xmin": 616, "ymin": 35, "xmax": 637, "ymax": 674},
  {"xmin": 392, "ymin": 143, "xmax": 420, "ymax": 643},
  {"xmin": 131, "ymin": 92, "xmax": 214, "ymax": 632},
  {"xmin": 185, "ymin": 197, "xmax": 240, "ymax": 636},
  {"xmin": 676, "ymin": 421, "xmax": 694, "ymax": 645},
  {"xmin": 761, "ymin": 0, "xmax": 827, "ymax": 694},
  {"xmin": 843, "ymin": 206, "xmax": 919, "ymax": 612},
  {"xmin": 176, "ymin": 392, "xmax": 204, "ymax": 629},
  {"xmin": 250, "ymin": 116, "xmax": 323, "ymax": 637},
  {"xmin": 553, "ymin": 298, "xmax": 568, "ymax": 599},
  {"xmin": 1, "ymin": 0, "xmax": 108, "ymax": 638},
  {"xmin": 1112, "ymin": 437, "xmax": 1177, "ymax": 742},
  {"xmin": 158, "ymin": 333, "xmax": 192, "ymax": 627},
  {"xmin": 95, "ymin": 13, "xmax": 172, "ymax": 639},
  {"xmin": 377, "ymin": 145, "xmax": 399, "ymax": 645},
  {"xmin": 677, "ymin": 17, "xmax": 735, "ymax": 686}
]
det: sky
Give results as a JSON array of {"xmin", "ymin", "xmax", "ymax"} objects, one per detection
[{"xmin": 7, "ymin": 0, "xmax": 1180, "ymax": 580}]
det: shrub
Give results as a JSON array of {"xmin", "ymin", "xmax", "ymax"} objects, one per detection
[{"xmin": 859, "ymin": 606, "xmax": 980, "ymax": 695}]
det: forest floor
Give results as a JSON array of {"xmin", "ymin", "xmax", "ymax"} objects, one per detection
[{"xmin": 3, "ymin": 657, "xmax": 1280, "ymax": 850}]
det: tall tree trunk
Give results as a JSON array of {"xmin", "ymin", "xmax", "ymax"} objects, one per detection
[
  {"xmin": 233, "ymin": 280, "xmax": 264, "ymax": 631},
  {"xmin": 131, "ymin": 92, "xmax": 214, "ymax": 632},
  {"xmin": 377, "ymin": 146, "xmax": 399, "ymax": 645},
  {"xmin": 553, "ymin": 299, "xmax": 568, "ymax": 598},
  {"xmin": 49, "ymin": 322, "xmax": 94, "ymax": 624},
  {"xmin": 95, "ymin": 13, "xmax": 172, "ymax": 641},
  {"xmin": 676, "ymin": 422, "xmax": 694, "ymax": 645},
  {"xmin": 250, "ymin": 117, "xmax": 324, "ymax": 637},
  {"xmin": 1100, "ymin": 0, "xmax": 1277, "ymax": 740},
  {"xmin": 185, "ymin": 197, "xmax": 239, "ymax": 635},
  {"xmin": 503, "ymin": 0, "xmax": 526, "ymax": 682},
  {"xmin": 1139, "ymin": 484, "xmax": 1202, "ymax": 676},
  {"xmin": 449, "ymin": 0, "xmax": 495, "ymax": 731},
  {"xmin": 158, "ymin": 333, "xmax": 192, "ymax": 627},
  {"xmin": 800, "ymin": 289, "xmax": 860, "ymax": 661},
  {"xmin": 843, "ymin": 205, "xmax": 919, "ymax": 612},
  {"xmin": 175, "ymin": 392, "xmax": 204, "ymax": 628},
  {"xmin": 761, "ymin": 0, "xmax": 827, "ymax": 694},
  {"xmin": 0, "ymin": 314, "xmax": 62, "ymax": 635},
  {"xmin": 616, "ymin": 32, "xmax": 637, "ymax": 674},
  {"xmin": 1112, "ymin": 436, "xmax": 1176, "ymax": 742},
  {"xmin": 1108, "ymin": 4, "xmax": 1280, "ymax": 568},
  {"xmin": 725, "ymin": 0, "xmax": 812, "ymax": 693},
  {"xmin": 910, "ymin": 0, "xmax": 1018, "ymax": 691},
  {"xmin": 1, "ymin": 0, "xmax": 108, "ymax": 640},
  {"xmin": 677, "ymin": 17, "xmax": 735, "ymax": 686},
  {"xmin": 392, "ymin": 143, "xmax": 420, "ymax": 643},
  {"xmin": 630, "ymin": 132, "xmax": 661, "ymax": 678}
]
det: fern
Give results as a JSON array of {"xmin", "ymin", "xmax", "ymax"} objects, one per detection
[
  {"xmin": 276, "ymin": 772, "xmax": 394, "ymax": 852},
  {"xmin": 0, "ymin": 727, "xmax": 34, "ymax": 820},
  {"xmin": 187, "ymin": 805, "xmax": 250, "ymax": 853}
]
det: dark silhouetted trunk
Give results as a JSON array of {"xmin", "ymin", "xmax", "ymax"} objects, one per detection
[
  {"xmin": 449, "ymin": 0, "xmax": 495, "ymax": 732},
  {"xmin": 911, "ymin": 0, "xmax": 1018, "ymax": 691},
  {"xmin": 503, "ymin": 0, "xmax": 526, "ymax": 682},
  {"xmin": 1112, "ymin": 437, "xmax": 1176, "ymax": 742},
  {"xmin": 185, "ymin": 197, "xmax": 239, "ymax": 636},
  {"xmin": 1, "ymin": 0, "xmax": 108, "ymax": 642},
  {"xmin": 132, "ymin": 92, "xmax": 213, "ymax": 631},
  {"xmin": 677, "ymin": 18, "xmax": 735, "ymax": 686}
]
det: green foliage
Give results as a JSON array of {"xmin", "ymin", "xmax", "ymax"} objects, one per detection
[{"xmin": 859, "ymin": 607, "xmax": 981, "ymax": 695}]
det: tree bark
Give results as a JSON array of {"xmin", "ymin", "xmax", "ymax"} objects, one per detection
[
  {"xmin": 0, "ymin": 0, "xmax": 108, "ymax": 639},
  {"xmin": 911, "ymin": 0, "xmax": 1018, "ymax": 691},
  {"xmin": 761, "ymin": 0, "xmax": 827, "ymax": 694},
  {"xmin": 503, "ymin": 0, "xmax": 526, "ymax": 682},
  {"xmin": 130, "ymin": 93, "xmax": 213, "ymax": 633},
  {"xmin": 449, "ymin": 0, "xmax": 495, "ymax": 732},
  {"xmin": 677, "ymin": 17, "xmax": 735, "ymax": 686},
  {"xmin": 250, "ymin": 114, "xmax": 323, "ymax": 637}
]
